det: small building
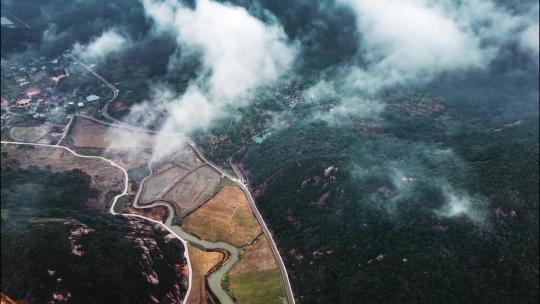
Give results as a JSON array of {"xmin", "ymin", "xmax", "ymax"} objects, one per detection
[
  {"xmin": 77, "ymin": 102, "xmax": 84, "ymax": 108},
  {"xmin": 86, "ymin": 95, "xmax": 100, "ymax": 102},
  {"xmin": 16, "ymin": 98, "xmax": 31, "ymax": 106}
]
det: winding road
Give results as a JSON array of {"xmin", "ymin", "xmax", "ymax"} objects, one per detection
[
  {"xmin": 0, "ymin": 140, "xmax": 193, "ymax": 302},
  {"xmin": 39, "ymin": 54, "xmax": 297, "ymax": 304},
  {"xmin": 0, "ymin": 140, "xmax": 194, "ymax": 303}
]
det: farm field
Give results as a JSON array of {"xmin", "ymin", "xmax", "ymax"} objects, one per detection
[
  {"xmin": 9, "ymin": 125, "xmax": 50, "ymax": 142},
  {"xmin": 0, "ymin": 144, "xmax": 124, "ymax": 211},
  {"xmin": 186, "ymin": 244, "xmax": 226, "ymax": 304},
  {"xmin": 228, "ymin": 236, "xmax": 286, "ymax": 304},
  {"xmin": 69, "ymin": 116, "xmax": 154, "ymax": 149},
  {"xmin": 140, "ymin": 166, "xmax": 190, "ymax": 203},
  {"xmin": 163, "ymin": 165, "xmax": 222, "ymax": 216},
  {"xmin": 183, "ymin": 186, "xmax": 261, "ymax": 247},
  {"xmin": 172, "ymin": 148, "xmax": 203, "ymax": 170}
]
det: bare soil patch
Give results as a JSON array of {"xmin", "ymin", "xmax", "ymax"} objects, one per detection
[{"xmin": 172, "ymin": 148, "xmax": 203, "ymax": 170}]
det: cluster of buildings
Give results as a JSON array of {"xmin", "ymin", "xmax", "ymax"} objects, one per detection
[{"xmin": 1, "ymin": 53, "xmax": 101, "ymax": 123}]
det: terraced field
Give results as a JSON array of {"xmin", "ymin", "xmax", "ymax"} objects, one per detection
[
  {"xmin": 140, "ymin": 166, "xmax": 190, "ymax": 203},
  {"xmin": 162, "ymin": 165, "xmax": 222, "ymax": 216}
]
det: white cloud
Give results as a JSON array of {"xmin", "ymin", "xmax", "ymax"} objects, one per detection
[
  {"xmin": 357, "ymin": 1, "xmax": 484, "ymax": 70},
  {"xmin": 305, "ymin": 75, "xmax": 386, "ymax": 121},
  {"xmin": 435, "ymin": 188, "xmax": 486, "ymax": 226},
  {"xmin": 72, "ymin": 29, "xmax": 130, "ymax": 62},
  {"xmin": 142, "ymin": 0, "xmax": 296, "ymax": 100},
  {"xmin": 42, "ymin": 23, "xmax": 67, "ymax": 45},
  {"xmin": 306, "ymin": 0, "xmax": 538, "ymax": 119},
  {"xmin": 519, "ymin": 23, "xmax": 539, "ymax": 58},
  {"xmin": 338, "ymin": 0, "xmax": 535, "ymax": 91},
  {"xmin": 133, "ymin": 0, "xmax": 296, "ymax": 159}
]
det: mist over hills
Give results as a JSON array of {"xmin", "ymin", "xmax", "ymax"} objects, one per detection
[{"xmin": 1, "ymin": 0, "xmax": 538, "ymax": 303}]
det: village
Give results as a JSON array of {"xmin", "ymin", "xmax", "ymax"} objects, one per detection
[{"xmin": 1, "ymin": 51, "xmax": 103, "ymax": 133}]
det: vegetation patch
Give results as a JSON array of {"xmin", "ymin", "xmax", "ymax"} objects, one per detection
[
  {"xmin": 229, "ymin": 269, "xmax": 285, "ymax": 304},
  {"xmin": 227, "ymin": 236, "xmax": 286, "ymax": 304}
]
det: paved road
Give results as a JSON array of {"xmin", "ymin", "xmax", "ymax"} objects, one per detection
[{"xmin": 188, "ymin": 140, "xmax": 296, "ymax": 304}]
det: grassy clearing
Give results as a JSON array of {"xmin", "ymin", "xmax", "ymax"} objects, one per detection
[{"xmin": 229, "ymin": 269, "xmax": 286, "ymax": 304}]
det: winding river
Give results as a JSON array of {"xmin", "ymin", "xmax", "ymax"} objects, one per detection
[{"xmin": 131, "ymin": 161, "xmax": 240, "ymax": 304}]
